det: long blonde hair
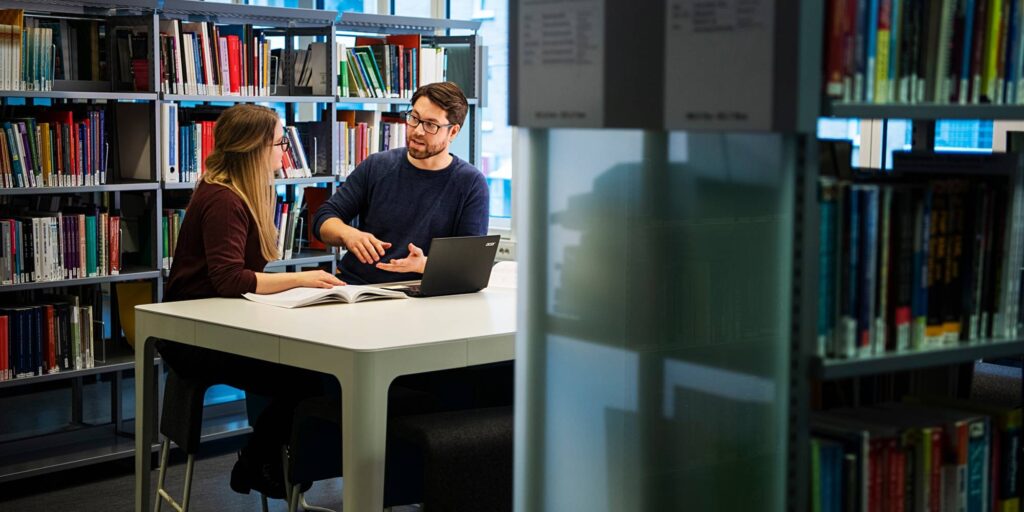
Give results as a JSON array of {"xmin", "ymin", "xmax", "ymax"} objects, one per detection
[{"xmin": 201, "ymin": 104, "xmax": 280, "ymax": 261}]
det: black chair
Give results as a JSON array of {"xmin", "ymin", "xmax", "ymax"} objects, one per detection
[
  {"xmin": 282, "ymin": 397, "xmax": 513, "ymax": 512},
  {"xmin": 153, "ymin": 365, "xmax": 216, "ymax": 512}
]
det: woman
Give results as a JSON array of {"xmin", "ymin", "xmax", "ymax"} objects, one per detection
[{"xmin": 159, "ymin": 104, "xmax": 342, "ymax": 498}]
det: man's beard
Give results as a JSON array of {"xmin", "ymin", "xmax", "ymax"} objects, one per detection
[{"xmin": 406, "ymin": 135, "xmax": 446, "ymax": 160}]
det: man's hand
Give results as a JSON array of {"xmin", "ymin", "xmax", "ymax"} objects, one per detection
[
  {"xmin": 341, "ymin": 228, "xmax": 392, "ymax": 264},
  {"xmin": 376, "ymin": 243, "xmax": 427, "ymax": 274}
]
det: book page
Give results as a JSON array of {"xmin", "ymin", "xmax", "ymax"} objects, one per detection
[
  {"xmin": 243, "ymin": 286, "xmax": 338, "ymax": 308},
  {"xmin": 339, "ymin": 284, "xmax": 407, "ymax": 302}
]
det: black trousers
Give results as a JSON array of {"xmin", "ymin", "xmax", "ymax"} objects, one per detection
[{"xmin": 155, "ymin": 339, "xmax": 338, "ymax": 457}]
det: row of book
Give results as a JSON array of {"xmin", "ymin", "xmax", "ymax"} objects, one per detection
[
  {"xmin": 811, "ymin": 397, "xmax": 1020, "ymax": 512},
  {"xmin": 0, "ymin": 298, "xmax": 99, "ymax": 380},
  {"xmin": 334, "ymin": 110, "xmax": 408, "ymax": 176},
  {"xmin": 273, "ymin": 195, "xmax": 305, "ymax": 261},
  {"xmin": 159, "ymin": 20, "xmax": 272, "ymax": 96},
  {"xmin": 159, "ymin": 104, "xmax": 312, "ymax": 184},
  {"xmin": 161, "ymin": 208, "xmax": 184, "ymax": 271},
  {"xmin": 0, "ymin": 109, "xmax": 108, "ymax": 189},
  {"xmin": 0, "ymin": 10, "xmax": 56, "ymax": 92},
  {"xmin": 0, "ymin": 210, "xmax": 122, "ymax": 286},
  {"xmin": 825, "ymin": 0, "xmax": 1024, "ymax": 105},
  {"xmin": 338, "ymin": 34, "xmax": 440, "ymax": 99},
  {"xmin": 816, "ymin": 151, "xmax": 1024, "ymax": 359}
]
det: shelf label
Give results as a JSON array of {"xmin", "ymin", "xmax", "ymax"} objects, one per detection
[
  {"xmin": 515, "ymin": 0, "xmax": 605, "ymax": 127},
  {"xmin": 664, "ymin": 0, "xmax": 776, "ymax": 131}
]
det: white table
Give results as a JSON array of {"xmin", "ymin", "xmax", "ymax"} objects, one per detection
[{"xmin": 134, "ymin": 287, "xmax": 516, "ymax": 511}]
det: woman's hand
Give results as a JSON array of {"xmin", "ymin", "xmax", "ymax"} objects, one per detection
[{"xmin": 293, "ymin": 270, "xmax": 346, "ymax": 289}]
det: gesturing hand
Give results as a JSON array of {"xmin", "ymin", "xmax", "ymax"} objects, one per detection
[
  {"xmin": 376, "ymin": 243, "xmax": 427, "ymax": 274},
  {"xmin": 341, "ymin": 228, "xmax": 392, "ymax": 264},
  {"xmin": 295, "ymin": 270, "xmax": 346, "ymax": 289}
]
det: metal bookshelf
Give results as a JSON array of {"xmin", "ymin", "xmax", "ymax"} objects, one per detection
[
  {"xmin": 160, "ymin": 0, "xmax": 336, "ymax": 28},
  {"xmin": 336, "ymin": 97, "xmax": 479, "ymax": 105},
  {"xmin": 0, "ymin": 268, "xmax": 161, "ymax": 293},
  {"xmin": 0, "ymin": 0, "xmax": 156, "ymax": 16},
  {"xmin": 336, "ymin": 12, "xmax": 481, "ymax": 35},
  {"xmin": 274, "ymin": 176, "xmax": 338, "ymax": 186},
  {"xmin": 824, "ymin": 101, "xmax": 1024, "ymax": 120},
  {"xmin": 0, "ymin": 182, "xmax": 161, "ymax": 196},
  {"xmin": 0, "ymin": 91, "xmax": 159, "ymax": 101},
  {"xmin": 0, "ymin": 355, "xmax": 139, "ymax": 390}
]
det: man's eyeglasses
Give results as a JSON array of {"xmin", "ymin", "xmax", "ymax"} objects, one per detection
[
  {"xmin": 404, "ymin": 112, "xmax": 454, "ymax": 135},
  {"xmin": 273, "ymin": 137, "xmax": 290, "ymax": 150}
]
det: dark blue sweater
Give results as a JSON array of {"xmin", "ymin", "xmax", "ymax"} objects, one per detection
[{"xmin": 313, "ymin": 148, "xmax": 489, "ymax": 284}]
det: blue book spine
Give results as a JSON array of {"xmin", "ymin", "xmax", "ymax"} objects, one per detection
[
  {"xmin": 961, "ymin": 0, "xmax": 977, "ymax": 103},
  {"xmin": 1005, "ymin": 0, "xmax": 1019, "ymax": 103},
  {"xmin": 866, "ymin": 0, "xmax": 880, "ymax": 102},
  {"xmin": 911, "ymin": 188, "xmax": 931, "ymax": 348},
  {"xmin": 31, "ymin": 306, "xmax": 42, "ymax": 376},
  {"xmin": 847, "ymin": 187, "xmax": 861, "ymax": 357},
  {"xmin": 818, "ymin": 186, "xmax": 837, "ymax": 357},
  {"xmin": 966, "ymin": 419, "xmax": 989, "ymax": 512}
]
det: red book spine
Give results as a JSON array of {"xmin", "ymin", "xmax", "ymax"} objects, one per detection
[
  {"xmin": 930, "ymin": 429, "xmax": 943, "ymax": 512},
  {"xmin": 0, "ymin": 315, "xmax": 7, "ymax": 380},
  {"xmin": 109, "ymin": 215, "xmax": 120, "ymax": 275}
]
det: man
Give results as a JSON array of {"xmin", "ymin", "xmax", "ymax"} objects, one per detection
[{"xmin": 313, "ymin": 81, "xmax": 490, "ymax": 284}]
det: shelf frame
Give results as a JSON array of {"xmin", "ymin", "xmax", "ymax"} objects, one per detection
[
  {"xmin": 812, "ymin": 338, "xmax": 1024, "ymax": 380},
  {"xmin": 163, "ymin": 94, "xmax": 335, "ymax": 104},
  {"xmin": 823, "ymin": 102, "xmax": 1024, "ymax": 120},
  {"xmin": 0, "ymin": 182, "xmax": 160, "ymax": 196},
  {"xmin": 160, "ymin": 0, "xmax": 336, "ymax": 28},
  {"xmin": 0, "ymin": 269, "xmax": 161, "ymax": 293},
  {"xmin": 336, "ymin": 12, "xmax": 481, "ymax": 35}
]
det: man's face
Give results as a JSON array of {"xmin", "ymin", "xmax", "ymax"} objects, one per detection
[{"xmin": 406, "ymin": 97, "xmax": 458, "ymax": 160}]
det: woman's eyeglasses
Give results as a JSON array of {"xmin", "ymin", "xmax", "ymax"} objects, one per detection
[{"xmin": 273, "ymin": 137, "xmax": 290, "ymax": 150}]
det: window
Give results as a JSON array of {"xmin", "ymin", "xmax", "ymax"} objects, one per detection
[
  {"xmin": 885, "ymin": 119, "xmax": 993, "ymax": 168},
  {"xmin": 449, "ymin": 0, "xmax": 512, "ymax": 226},
  {"xmin": 393, "ymin": 0, "xmax": 432, "ymax": 16},
  {"xmin": 816, "ymin": 118, "xmax": 862, "ymax": 167}
]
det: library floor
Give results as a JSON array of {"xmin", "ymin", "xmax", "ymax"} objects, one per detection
[{"xmin": 0, "ymin": 435, "xmax": 420, "ymax": 511}]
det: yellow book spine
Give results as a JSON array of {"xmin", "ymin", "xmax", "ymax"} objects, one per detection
[
  {"xmin": 985, "ymin": 0, "xmax": 1005, "ymax": 100},
  {"xmin": 876, "ymin": 30, "xmax": 891, "ymax": 103}
]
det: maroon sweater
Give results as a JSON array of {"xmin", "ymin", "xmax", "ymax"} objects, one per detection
[{"xmin": 164, "ymin": 182, "xmax": 268, "ymax": 302}]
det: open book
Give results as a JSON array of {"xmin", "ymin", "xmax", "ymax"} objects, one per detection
[{"xmin": 242, "ymin": 285, "xmax": 407, "ymax": 309}]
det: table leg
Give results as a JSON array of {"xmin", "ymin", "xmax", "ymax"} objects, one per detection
[
  {"xmin": 338, "ymin": 366, "xmax": 390, "ymax": 512},
  {"xmin": 135, "ymin": 336, "xmax": 157, "ymax": 512}
]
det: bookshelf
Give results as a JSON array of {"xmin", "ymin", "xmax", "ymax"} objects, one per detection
[{"xmin": 806, "ymin": 2, "xmax": 1024, "ymax": 511}]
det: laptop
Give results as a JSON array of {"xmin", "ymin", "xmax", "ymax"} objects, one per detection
[{"xmin": 384, "ymin": 235, "xmax": 501, "ymax": 297}]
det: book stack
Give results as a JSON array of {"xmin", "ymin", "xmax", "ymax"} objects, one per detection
[
  {"xmin": 0, "ymin": 209, "xmax": 122, "ymax": 285},
  {"xmin": 338, "ymin": 35, "xmax": 426, "ymax": 99},
  {"xmin": 817, "ymin": 149, "xmax": 1024, "ymax": 358},
  {"xmin": 159, "ymin": 105, "xmax": 312, "ymax": 183},
  {"xmin": 0, "ymin": 108, "xmax": 108, "ymax": 188},
  {"xmin": 811, "ymin": 398, "xmax": 1021, "ymax": 512},
  {"xmin": 0, "ymin": 296, "xmax": 100, "ymax": 380},
  {"xmin": 334, "ymin": 110, "xmax": 407, "ymax": 176},
  {"xmin": 826, "ymin": 0, "xmax": 1024, "ymax": 105},
  {"xmin": 159, "ymin": 20, "xmax": 272, "ymax": 96}
]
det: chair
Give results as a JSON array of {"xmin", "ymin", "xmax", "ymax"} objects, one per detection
[{"xmin": 282, "ymin": 398, "xmax": 513, "ymax": 512}]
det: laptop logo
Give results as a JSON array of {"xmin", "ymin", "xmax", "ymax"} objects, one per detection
[{"xmin": 485, "ymin": 242, "xmax": 496, "ymax": 247}]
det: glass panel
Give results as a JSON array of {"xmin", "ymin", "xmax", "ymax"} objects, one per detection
[{"xmin": 519, "ymin": 129, "xmax": 793, "ymax": 511}]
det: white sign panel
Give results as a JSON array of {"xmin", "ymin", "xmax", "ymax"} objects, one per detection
[
  {"xmin": 664, "ymin": 0, "xmax": 776, "ymax": 131},
  {"xmin": 517, "ymin": 0, "xmax": 605, "ymax": 128}
]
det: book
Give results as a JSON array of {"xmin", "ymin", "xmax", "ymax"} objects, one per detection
[{"xmin": 242, "ymin": 285, "xmax": 407, "ymax": 309}]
